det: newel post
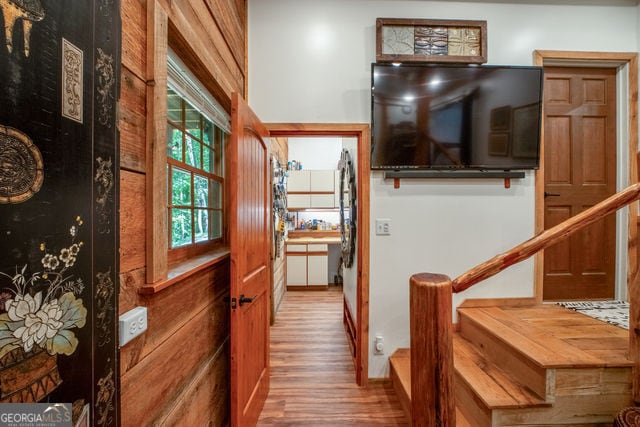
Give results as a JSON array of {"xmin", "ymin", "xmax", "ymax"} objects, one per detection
[{"xmin": 410, "ymin": 273, "xmax": 456, "ymax": 426}]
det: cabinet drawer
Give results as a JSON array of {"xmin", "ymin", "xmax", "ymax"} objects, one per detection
[
  {"xmin": 286, "ymin": 244, "xmax": 307, "ymax": 252},
  {"xmin": 307, "ymin": 244, "xmax": 328, "ymax": 252}
]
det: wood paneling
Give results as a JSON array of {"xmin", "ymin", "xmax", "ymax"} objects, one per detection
[
  {"xmin": 120, "ymin": 294, "xmax": 228, "ymax": 426},
  {"xmin": 118, "ymin": 0, "xmax": 247, "ymax": 424},
  {"xmin": 119, "ymin": 67, "xmax": 146, "ymax": 172},
  {"xmin": 204, "ymin": 0, "xmax": 246, "ymax": 72},
  {"xmin": 157, "ymin": 340, "xmax": 230, "ymax": 426},
  {"xmin": 122, "ymin": 0, "xmax": 146, "ymax": 79},
  {"xmin": 258, "ymin": 290, "xmax": 407, "ymax": 425},
  {"xmin": 120, "ymin": 170, "xmax": 146, "ymax": 273}
]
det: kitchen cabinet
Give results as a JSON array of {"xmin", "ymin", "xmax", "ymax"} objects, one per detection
[
  {"xmin": 286, "ymin": 243, "xmax": 329, "ymax": 288},
  {"xmin": 287, "ymin": 169, "xmax": 339, "ymax": 209}
]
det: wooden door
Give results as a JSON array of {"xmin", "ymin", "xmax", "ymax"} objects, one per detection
[
  {"xmin": 543, "ymin": 67, "xmax": 617, "ymax": 300},
  {"xmin": 229, "ymin": 93, "xmax": 271, "ymax": 426}
]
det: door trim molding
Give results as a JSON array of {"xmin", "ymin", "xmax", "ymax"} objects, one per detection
[
  {"xmin": 533, "ymin": 50, "xmax": 638, "ymax": 302},
  {"xmin": 265, "ymin": 123, "xmax": 370, "ymax": 386}
]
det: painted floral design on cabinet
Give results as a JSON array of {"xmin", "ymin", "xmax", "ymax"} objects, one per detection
[{"xmin": 0, "ymin": 217, "xmax": 87, "ymax": 402}]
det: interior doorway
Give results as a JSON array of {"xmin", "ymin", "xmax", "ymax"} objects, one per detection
[
  {"xmin": 533, "ymin": 51, "xmax": 639, "ymax": 302},
  {"xmin": 266, "ymin": 123, "xmax": 370, "ymax": 386}
]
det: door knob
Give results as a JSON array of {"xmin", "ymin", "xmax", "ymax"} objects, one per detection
[
  {"xmin": 544, "ymin": 192, "xmax": 560, "ymax": 198},
  {"xmin": 239, "ymin": 294, "xmax": 257, "ymax": 307}
]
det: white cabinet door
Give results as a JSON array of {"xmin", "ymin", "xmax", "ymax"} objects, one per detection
[
  {"xmin": 307, "ymin": 254, "xmax": 328, "ymax": 285},
  {"xmin": 287, "ymin": 194, "xmax": 311, "ymax": 209},
  {"xmin": 310, "ymin": 170, "xmax": 335, "ymax": 192},
  {"xmin": 286, "ymin": 254, "xmax": 307, "ymax": 286},
  {"xmin": 310, "ymin": 194, "xmax": 334, "ymax": 208},
  {"xmin": 287, "ymin": 170, "xmax": 310, "ymax": 192}
]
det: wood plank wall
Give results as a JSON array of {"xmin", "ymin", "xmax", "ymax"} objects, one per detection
[
  {"xmin": 118, "ymin": 0, "xmax": 247, "ymax": 425},
  {"xmin": 271, "ymin": 137, "xmax": 288, "ymax": 323}
]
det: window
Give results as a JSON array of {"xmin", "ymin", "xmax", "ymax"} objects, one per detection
[{"xmin": 166, "ymin": 50, "xmax": 230, "ymax": 252}]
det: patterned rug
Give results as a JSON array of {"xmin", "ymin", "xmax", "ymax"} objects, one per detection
[{"xmin": 557, "ymin": 301, "xmax": 629, "ymax": 330}]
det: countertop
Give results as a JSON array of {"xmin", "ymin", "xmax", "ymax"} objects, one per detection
[{"xmin": 286, "ymin": 236, "xmax": 341, "ymax": 245}]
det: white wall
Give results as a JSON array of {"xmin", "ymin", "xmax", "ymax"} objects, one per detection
[
  {"xmin": 288, "ymin": 137, "xmax": 342, "ymax": 170},
  {"xmin": 249, "ymin": 0, "xmax": 639, "ymax": 378}
]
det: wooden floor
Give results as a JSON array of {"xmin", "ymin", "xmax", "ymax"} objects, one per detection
[{"xmin": 257, "ymin": 289, "xmax": 408, "ymax": 426}]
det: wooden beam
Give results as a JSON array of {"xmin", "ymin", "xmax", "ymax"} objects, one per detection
[{"xmin": 145, "ymin": 0, "xmax": 169, "ymax": 283}]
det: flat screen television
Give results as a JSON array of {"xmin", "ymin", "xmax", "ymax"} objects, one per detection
[{"xmin": 371, "ymin": 63, "xmax": 543, "ymax": 170}]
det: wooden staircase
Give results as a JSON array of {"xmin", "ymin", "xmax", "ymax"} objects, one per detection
[{"xmin": 390, "ymin": 303, "xmax": 634, "ymax": 426}]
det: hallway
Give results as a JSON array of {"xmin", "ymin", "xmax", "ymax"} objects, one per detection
[{"xmin": 257, "ymin": 289, "xmax": 408, "ymax": 425}]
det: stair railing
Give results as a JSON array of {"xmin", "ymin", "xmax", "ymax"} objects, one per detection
[{"xmin": 410, "ymin": 183, "xmax": 640, "ymax": 427}]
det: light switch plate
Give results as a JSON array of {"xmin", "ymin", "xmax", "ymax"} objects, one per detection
[{"xmin": 375, "ymin": 218, "xmax": 391, "ymax": 235}]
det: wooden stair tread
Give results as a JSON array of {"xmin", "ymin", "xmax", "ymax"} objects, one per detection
[
  {"xmin": 458, "ymin": 305, "xmax": 618, "ymax": 368},
  {"xmin": 453, "ymin": 333, "xmax": 549, "ymax": 410},
  {"xmin": 389, "ymin": 343, "xmax": 548, "ymax": 413},
  {"xmin": 389, "ymin": 349, "xmax": 480, "ymax": 426},
  {"xmin": 389, "ymin": 348, "xmax": 411, "ymax": 399}
]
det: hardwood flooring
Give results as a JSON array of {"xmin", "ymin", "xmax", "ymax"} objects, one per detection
[{"xmin": 257, "ymin": 289, "xmax": 408, "ymax": 426}]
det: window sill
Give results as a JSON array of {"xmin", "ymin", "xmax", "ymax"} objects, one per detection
[{"xmin": 139, "ymin": 246, "xmax": 230, "ymax": 295}]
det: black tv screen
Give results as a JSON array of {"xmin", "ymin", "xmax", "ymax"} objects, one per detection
[{"xmin": 371, "ymin": 63, "xmax": 543, "ymax": 170}]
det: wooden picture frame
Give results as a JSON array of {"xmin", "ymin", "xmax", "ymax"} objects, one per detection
[
  {"xmin": 490, "ymin": 106, "xmax": 511, "ymax": 131},
  {"xmin": 488, "ymin": 132, "xmax": 510, "ymax": 156},
  {"xmin": 376, "ymin": 18, "xmax": 487, "ymax": 64},
  {"xmin": 512, "ymin": 103, "xmax": 540, "ymax": 158}
]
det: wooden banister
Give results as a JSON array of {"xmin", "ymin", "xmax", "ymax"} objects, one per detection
[
  {"xmin": 410, "ymin": 273, "xmax": 456, "ymax": 426},
  {"xmin": 409, "ymin": 183, "xmax": 640, "ymax": 426},
  {"xmin": 452, "ymin": 182, "xmax": 640, "ymax": 293}
]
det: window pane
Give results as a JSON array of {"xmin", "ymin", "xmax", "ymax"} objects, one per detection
[
  {"xmin": 210, "ymin": 210, "xmax": 222, "ymax": 239},
  {"xmin": 185, "ymin": 102, "xmax": 201, "ymax": 139},
  {"xmin": 194, "ymin": 175, "xmax": 209, "ymax": 207},
  {"xmin": 171, "ymin": 208, "xmax": 192, "ymax": 248},
  {"xmin": 167, "ymin": 125, "xmax": 183, "ymax": 161},
  {"xmin": 210, "ymin": 180, "xmax": 222, "ymax": 208},
  {"xmin": 185, "ymin": 135, "xmax": 202, "ymax": 169},
  {"xmin": 194, "ymin": 209, "xmax": 209, "ymax": 243},
  {"xmin": 203, "ymin": 120, "xmax": 214, "ymax": 147},
  {"xmin": 167, "ymin": 88, "xmax": 182, "ymax": 124},
  {"xmin": 214, "ymin": 128, "xmax": 225, "ymax": 175},
  {"xmin": 171, "ymin": 167, "xmax": 191, "ymax": 206},
  {"xmin": 203, "ymin": 146, "xmax": 212, "ymax": 173}
]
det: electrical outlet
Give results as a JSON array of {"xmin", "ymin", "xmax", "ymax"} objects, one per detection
[
  {"xmin": 119, "ymin": 306, "xmax": 148, "ymax": 347},
  {"xmin": 374, "ymin": 335, "xmax": 384, "ymax": 355},
  {"xmin": 375, "ymin": 219, "xmax": 391, "ymax": 236}
]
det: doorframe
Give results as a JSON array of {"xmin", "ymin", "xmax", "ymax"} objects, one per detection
[
  {"xmin": 533, "ymin": 50, "xmax": 638, "ymax": 302},
  {"xmin": 265, "ymin": 123, "xmax": 370, "ymax": 386}
]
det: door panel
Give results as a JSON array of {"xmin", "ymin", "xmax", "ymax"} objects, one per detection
[
  {"xmin": 230, "ymin": 93, "xmax": 270, "ymax": 426},
  {"xmin": 543, "ymin": 67, "xmax": 617, "ymax": 300}
]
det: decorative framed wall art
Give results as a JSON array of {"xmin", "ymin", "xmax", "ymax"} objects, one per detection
[{"xmin": 376, "ymin": 18, "xmax": 487, "ymax": 64}]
